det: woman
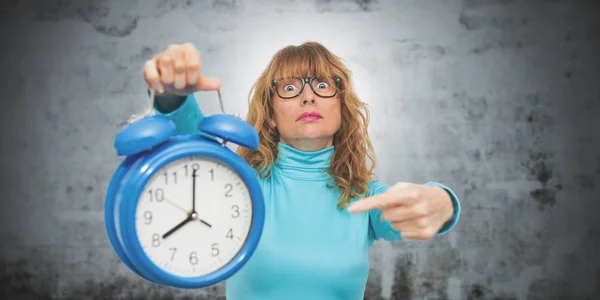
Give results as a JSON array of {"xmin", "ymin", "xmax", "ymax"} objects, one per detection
[{"xmin": 142, "ymin": 41, "xmax": 460, "ymax": 299}]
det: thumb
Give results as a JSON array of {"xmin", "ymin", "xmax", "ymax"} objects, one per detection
[{"xmin": 196, "ymin": 76, "xmax": 222, "ymax": 91}]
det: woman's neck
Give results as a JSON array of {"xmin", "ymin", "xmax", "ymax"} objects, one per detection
[{"xmin": 279, "ymin": 136, "xmax": 333, "ymax": 152}]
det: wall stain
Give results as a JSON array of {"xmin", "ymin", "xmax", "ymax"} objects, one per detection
[
  {"xmin": 574, "ymin": 174, "xmax": 596, "ymax": 191},
  {"xmin": 529, "ymin": 187, "xmax": 556, "ymax": 209},
  {"xmin": 459, "ymin": 13, "xmax": 529, "ymax": 31},
  {"xmin": 30, "ymin": 0, "xmax": 139, "ymax": 37},
  {"xmin": 1, "ymin": 258, "xmax": 58, "ymax": 299},
  {"xmin": 364, "ymin": 269, "xmax": 385, "ymax": 300},
  {"xmin": 60, "ymin": 276, "xmax": 225, "ymax": 300},
  {"xmin": 527, "ymin": 278, "xmax": 575, "ymax": 300},
  {"xmin": 355, "ymin": 0, "xmax": 376, "ymax": 12},
  {"xmin": 467, "ymin": 283, "xmax": 488, "ymax": 300},
  {"xmin": 453, "ymin": 91, "xmax": 488, "ymax": 122},
  {"xmin": 157, "ymin": 0, "xmax": 196, "ymax": 11},
  {"xmin": 525, "ymin": 151, "xmax": 559, "ymax": 209},
  {"xmin": 212, "ymin": 0, "xmax": 237, "ymax": 10},
  {"xmin": 92, "ymin": 17, "xmax": 139, "ymax": 38},
  {"xmin": 314, "ymin": 0, "xmax": 379, "ymax": 13},
  {"xmin": 390, "ymin": 255, "xmax": 414, "ymax": 299},
  {"xmin": 462, "ymin": 0, "xmax": 515, "ymax": 9},
  {"xmin": 462, "ymin": 281, "xmax": 517, "ymax": 300},
  {"xmin": 393, "ymin": 39, "xmax": 447, "ymax": 66},
  {"xmin": 530, "ymin": 159, "xmax": 552, "ymax": 185},
  {"xmin": 516, "ymin": 94, "xmax": 561, "ymax": 211},
  {"xmin": 516, "ymin": 95, "xmax": 555, "ymax": 138},
  {"xmin": 471, "ymin": 39, "xmax": 524, "ymax": 54},
  {"xmin": 0, "ymin": 256, "xmax": 225, "ymax": 300}
]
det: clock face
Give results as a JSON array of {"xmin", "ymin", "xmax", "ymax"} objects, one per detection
[{"xmin": 134, "ymin": 156, "xmax": 253, "ymax": 278}]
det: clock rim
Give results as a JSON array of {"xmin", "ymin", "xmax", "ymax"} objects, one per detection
[
  {"xmin": 118, "ymin": 135, "xmax": 265, "ymax": 289},
  {"xmin": 105, "ymin": 153, "xmax": 158, "ymax": 282}
]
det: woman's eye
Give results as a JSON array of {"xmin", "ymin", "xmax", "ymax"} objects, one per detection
[
  {"xmin": 284, "ymin": 85, "xmax": 296, "ymax": 91},
  {"xmin": 317, "ymin": 82, "xmax": 329, "ymax": 89}
]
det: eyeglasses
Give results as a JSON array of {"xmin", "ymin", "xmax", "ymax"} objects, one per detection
[{"xmin": 272, "ymin": 77, "xmax": 341, "ymax": 99}]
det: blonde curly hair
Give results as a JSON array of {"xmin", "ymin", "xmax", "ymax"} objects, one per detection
[{"xmin": 236, "ymin": 41, "xmax": 377, "ymax": 209}]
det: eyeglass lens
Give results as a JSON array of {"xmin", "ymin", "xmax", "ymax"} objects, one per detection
[{"xmin": 276, "ymin": 77, "xmax": 336, "ymax": 98}]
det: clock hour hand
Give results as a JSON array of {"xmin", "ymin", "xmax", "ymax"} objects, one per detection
[{"xmin": 162, "ymin": 215, "xmax": 193, "ymax": 239}]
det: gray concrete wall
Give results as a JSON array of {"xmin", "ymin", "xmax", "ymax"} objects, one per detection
[{"xmin": 1, "ymin": 0, "xmax": 599, "ymax": 299}]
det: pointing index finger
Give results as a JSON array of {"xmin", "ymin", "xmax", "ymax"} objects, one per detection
[{"xmin": 348, "ymin": 192, "xmax": 395, "ymax": 214}]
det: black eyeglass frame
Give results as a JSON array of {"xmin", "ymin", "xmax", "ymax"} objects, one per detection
[{"xmin": 271, "ymin": 76, "xmax": 342, "ymax": 99}]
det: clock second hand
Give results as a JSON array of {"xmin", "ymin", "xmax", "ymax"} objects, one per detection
[{"xmin": 162, "ymin": 198, "xmax": 188, "ymax": 214}]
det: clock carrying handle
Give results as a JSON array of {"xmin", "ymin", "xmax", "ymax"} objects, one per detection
[{"xmin": 128, "ymin": 89, "xmax": 239, "ymax": 124}]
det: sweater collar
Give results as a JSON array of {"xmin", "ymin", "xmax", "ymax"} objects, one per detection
[{"xmin": 273, "ymin": 142, "xmax": 334, "ymax": 180}]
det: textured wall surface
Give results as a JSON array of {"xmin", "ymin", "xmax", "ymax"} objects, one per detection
[{"xmin": 1, "ymin": 0, "xmax": 599, "ymax": 299}]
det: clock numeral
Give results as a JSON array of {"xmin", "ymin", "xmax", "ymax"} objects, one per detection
[
  {"xmin": 189, "ymin": 252, "xmax": 198, "ymax": 265},
  {"xmin": 169, "ymin": 247, "xmax": 177, "ymax": 261},
  {"xmin": 231, "ymin": 205, "xmax": 240, "ymax": 218},
  {"xmin": 211, "ymin": 243, "xmax": 220, "ymax": 257},
  {"xmin": 152, "ymin": 233, "xmax": 160, "ymax": 247},
  {"xmin": 163, "ymin": 171, "xmax": 178, "ymax": 185},
  {"xmin": 148, "ymin": 188, "xmax": 164, "ymax": 202},
  {"xmin": 226, "ymin": 228, "xmax": 234, "ymax": 240},
  {"xmin": 143, "ymin": 211, "xmax": 152, "ymax": 224},
  {"xmin": 184, "ymin": 163, "xmax": 200, "ymax": 177},
  {"xmin": 224, "ymin": 183, "xmax": 233, "ymax": 197},
  {"xmin": 209, "ymin": 168, "xmax": 214, "ymax": 181}
]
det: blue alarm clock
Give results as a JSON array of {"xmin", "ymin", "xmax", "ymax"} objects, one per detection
[{"xmin": 104, "ymin": 95, "xmax": 265, "ymax": 289}]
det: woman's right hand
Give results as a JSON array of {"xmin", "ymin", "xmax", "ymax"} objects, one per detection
[{"xmin": 143, "ymin": 43, "xmax": 221, "ymax": 96}]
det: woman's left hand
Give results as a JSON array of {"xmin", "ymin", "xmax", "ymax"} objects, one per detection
[{"xmin": 348, "ymin": 182, "xmax": 454, "ymax": 240}]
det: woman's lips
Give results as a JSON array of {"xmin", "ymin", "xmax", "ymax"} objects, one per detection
[
  {"xmin": 297, "ymin": 112, "xmax": 322, "ymax": 122},
  {"xmin": 298, "ymin": 115, "xmax": 321, "ymax": 122}
]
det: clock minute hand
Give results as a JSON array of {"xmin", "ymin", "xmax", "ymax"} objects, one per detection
[{"xmin": 192, "ymin": 169, "xmax": 197, "ymax": 213}]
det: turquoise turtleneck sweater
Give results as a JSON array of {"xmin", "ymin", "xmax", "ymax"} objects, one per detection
[{"xmin": 151, "ymin": 93, "xmax": 460, "ymax": 300}]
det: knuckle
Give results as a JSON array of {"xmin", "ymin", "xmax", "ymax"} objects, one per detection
[
  {"xmin": 174, "ymin": 61, "xmax": 185, "ymax": 72},
  {"xmin": 183, "ymin": 42, "xmax": 197, "ymax": 51},
  {"xmin": 167, "ymin": 44, "xmax": 180, "ymax": 51},
  {"xmin": 187, "ymin": 62, "xmax": 200, "ymax": 72},
  {"xmin": 416, "ymin": 217, "xmax": 429, "ymax": 229},
  {"xmin": 412, "ymin": 204, "xmax": 427, "ymax": 217},
  {"xmin": 143, "ymin": 62, "xmax": 154, "ymax": 76},
  {"xmin": 412, "ymin": 230, "xmax": 431, "ymax": 240},
  {"xmin": 423, "ymin": 227, "xmax": 436, "ymax": 238},
  {"xmin": 409, "ymin": 189, "xmax": 421, "ymax": 200},
  {"xmin": 160, "ymin": 54, "xmax": 173, "ymax": 65},
  {"xmin": 160, "ymin": 73, "xmax": 174, "ymax": 83}
]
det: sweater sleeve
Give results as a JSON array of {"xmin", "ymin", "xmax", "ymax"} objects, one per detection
[
  {"xmin": 151, "ymin": 92, "xmax": 216, "ymax": 141},
  {"xmin": 367, "ymin": 180, "xmax": 461, "ymax": 244}
]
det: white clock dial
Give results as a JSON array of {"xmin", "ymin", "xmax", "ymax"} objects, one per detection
[{"xmin": 135, "ymin": 156, "xmax": 253, "ymax": 277}]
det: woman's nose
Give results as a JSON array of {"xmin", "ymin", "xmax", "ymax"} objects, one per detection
[
  {"xmin": 301, "ymin": 88, "xmax": 317, "ymax": 105},
  {"xmin": 302, "ymin": 98, "xmax": 316, "ymax": 105}
]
